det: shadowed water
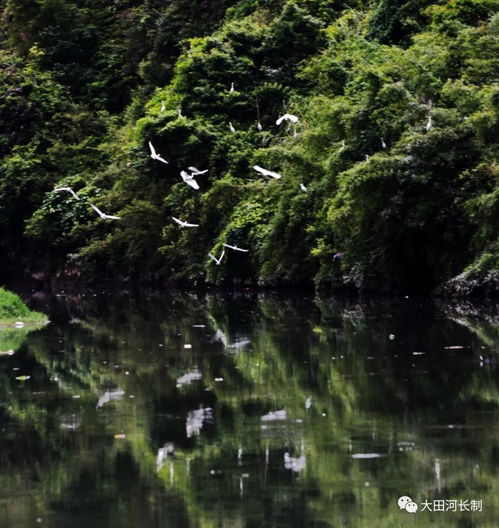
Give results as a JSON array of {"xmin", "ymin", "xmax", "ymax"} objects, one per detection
[{"xmin": 0, "ymin": 291, "xmax": 498, "ymax": 527}]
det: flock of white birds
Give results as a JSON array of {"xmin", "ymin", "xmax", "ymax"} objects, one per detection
[
  {"xmin": 146, "ymin": 103, "xmax": 301, "ymax": 268},
  {"xmin": 52, "ymin": 84, "xmax": 434, "ymax": 269}
]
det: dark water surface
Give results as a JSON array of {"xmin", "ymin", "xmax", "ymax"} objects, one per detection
[{"xmin": 1, "ymin": 291, "xmax": 498, "ymax": 527}]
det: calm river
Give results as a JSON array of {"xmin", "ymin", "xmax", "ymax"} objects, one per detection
[{"xmin": 0, "ymin": 291, "xmax": 498, "ymax": 527}]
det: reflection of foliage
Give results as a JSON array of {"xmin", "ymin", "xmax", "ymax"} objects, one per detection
[{"xmin": 1, "ymin": 293, "xmax": 499, "ymax": 526}]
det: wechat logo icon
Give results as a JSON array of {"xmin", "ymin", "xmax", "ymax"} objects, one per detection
[{"xmin": 398, "ymin": 496, "xmax": 418, "ymax": 513}]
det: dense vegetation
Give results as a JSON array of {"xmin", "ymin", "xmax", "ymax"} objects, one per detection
[{"xmin": 0, "ymin": 0, "xmax": 498, "ymax": 294}]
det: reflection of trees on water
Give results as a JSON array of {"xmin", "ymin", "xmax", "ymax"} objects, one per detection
[{"xmin": 0, "ymin": 292, "xmax": 498, "ymax": 526}]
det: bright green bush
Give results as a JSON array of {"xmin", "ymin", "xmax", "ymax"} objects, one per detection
[{"xmin": 0, "ymin": 287, "xmax": 47, "ymax": 322}]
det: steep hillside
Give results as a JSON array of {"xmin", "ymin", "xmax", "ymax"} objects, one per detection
[{"xmin": 1, "ymin": 0, "xmax": 498, "ymax": 294}]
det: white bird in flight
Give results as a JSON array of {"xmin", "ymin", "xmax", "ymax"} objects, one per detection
[
  {"xmin": 180, "ymin": 170, "xmax": 200, "ymax": 190},
  {"xmin": 208, "ymin": 250, "xmax": 225, "ymax": 265},
  {"xmin": 188, "ymin": 166, "xmax": 208, "ymax": 176},
  {"xmin": 276, "ymin": 113, "xmax": 299, "ymax": 126},
  {"xmin": 54, "ymin": 187, "xmax": 80, "ymax": 200},
  {"xmin": 90, "ymin": 204, "xmax": 121, "ymax": 220},
  {"xmin": 148, "ymin": 141, "xmax": 169, "ymax": 164},
  {"xmin": 253, "ymin": 165, "xmax": 282, "ymax": 179},
  {"xmin": 172, "ymin": 216, "xmax": 199, "ymax": 228},
  {"xmin": 229, "ymin": 122, "xmax": 236, "ymax": 134},
  {"xmin": 300, "ymin": 183, "xmax": 307, "ymax": 192},
  {"xmin": 223, "ymin": 243, "xmax": 249, "ymax": 253}
]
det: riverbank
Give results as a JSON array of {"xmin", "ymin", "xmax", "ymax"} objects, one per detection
[{"xmin": 0, "ymin": 287, "xmax": 48, "ymax": 326}]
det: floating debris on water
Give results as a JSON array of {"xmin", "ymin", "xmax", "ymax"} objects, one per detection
[
  {"xmin": 96, "ymin": 388, "xmax": 125, "ymax": 409},
  {"xmin": 186, "ymin": 406, "xmax": 214, "ymax": 437},
  {"xmin": 176, "ymin": 370, "xmax": 202, "ymax": 387},
  {"xmin": 261, "ymin": 409, "xmax": 287, "ymax": 421}
]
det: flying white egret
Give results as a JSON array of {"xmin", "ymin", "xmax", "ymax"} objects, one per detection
[
  {"xmin": 187, "ymin": 166, "xmax": 208, "ymax": 175},
  {"xmin": 148, "ymin": 141, "xmax": 169, "ymax": 164},
  {"xmin": 339, "ymin": 140, "xmax": 346, "ymax": 152},
  {"xmin": 230, "ymin": 82, "xmax": 235, "ymax": 92},
  {"xmin": 253, "ymin": 165, "xmax": 282, "ymax": 179},
  {"xmin": 223, "ymin": 243, "xmax": 249, "ymax": 253},
  {"xmin": 208, "ymin": 250, "xmax": 225, "ymax": 265},
  {"xmin": 180, "ymin": 170, "xmax": 200, "ymax": 190},
  {"xmin": 276, "ymin": 113, "xmax": 299, "ymax": 125},
  {"xmin": 229, "ymin": 122, "xmax": 236, "ymax": 133},
  {"xmin": 172, "ymin": 216, "xmax": 199, "ymax": 228},
  {"xmin": 381, "ymin": 137, "xmax": 387, "ymax": 149},
  {"xmin": 160, "ymin": 100, "xmax": 166, "ymax": 112},
  {"xmin": 54, "ymin": 187, "xmax": 80, "ymax": 200},
  {"xmin": 90, "ymin": 204, "xmax": 121, "ymax": 220},
  {"xmin": 257, "ymin": 121, "xmax": 263, "ymax": 132},
  {"xmin": 426, "ymin": 115, "xmax": 433, "ymax": 131},
  {"xmin": 300, "ymin": 183, "xmax": 307, "ymax": 192}
]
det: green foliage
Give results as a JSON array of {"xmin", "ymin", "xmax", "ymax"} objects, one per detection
[
  {"xmin": 0, "ymin": 287, "xmax": 46, "ymax": 322},
  {"xmin": 0, "ymin": 0, "xmax": 497, "ymax": 293}
]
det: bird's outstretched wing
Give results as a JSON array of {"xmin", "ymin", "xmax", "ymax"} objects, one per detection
[
  {"xmin": 223, "ymin": 243, "xmax": 249, "ymax": 253},
  {"xmin": 90, "ymin": 204, "xmax": 105, "ymax": 218},
  {"xmin": 185, "ymin": 179, "xmax": 200, "ymax": 190},
  {"xmin": 208, "ymin": 251, "xmax": 225, "ymax": 265},
  {"xmin": 253, "ymin": 165, "xmax": 282, "ymax": 179},
  {"xmin": 156, "ymin": 155, "xmax": 168, "ymax": 164},
  {"xmin": 172, "ymin": 216, "xmax": 198, "ymax": 227},
  {"xmin": 276, "ymin": 114, "xmax": 298, "ymax": 125},
  {"xmin": 188, "ymin": 167, "xmax": 208, "ymax": 175},
  {"xmin": 54, "ymin": 187, "xmax": 80, "ymax": 200},
  {"xmin": 91, "ymin": 204, "xmax": 120, "ymax": 220},
  {"xmin": 148, "ymin": 141, "xmax": 156, "ymax": 157}
]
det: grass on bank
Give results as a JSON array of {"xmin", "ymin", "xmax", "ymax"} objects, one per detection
[{"xmin": 0, "ymin": 287, "xmax": 48, "ymax": 326}]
